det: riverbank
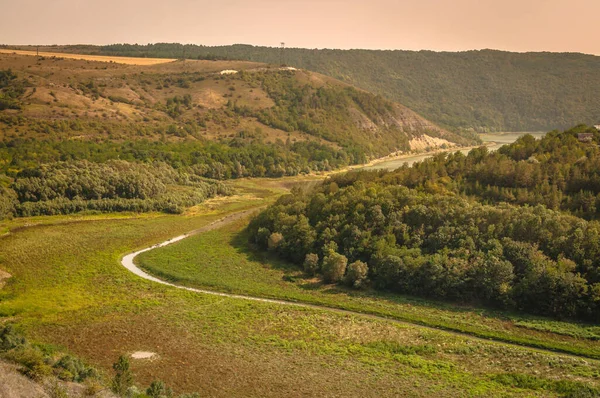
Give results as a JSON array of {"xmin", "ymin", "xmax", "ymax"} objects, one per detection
[
  {"xmin": 358, "ymin": 131, "xmax": 546, "ymax": 171},
  {"xmin": 360, "ymin": 142, "xmax": 494, "ymax": 170}
]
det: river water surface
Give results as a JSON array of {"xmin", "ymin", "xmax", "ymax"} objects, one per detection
[{"xmin": 363, "ymin": 132, "xmax": 546, "ymax": 171}]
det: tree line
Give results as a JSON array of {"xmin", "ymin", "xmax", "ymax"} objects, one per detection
[
  {"xmin": 1, "ymin": 136, "xmax": 352, "ymax": 180},
  {"xmin": 373, "ymin": 125, "xmax": 600, "ymax": 220},
  {"xmin": 0, "ymin": 160, "xmax": 230, "ymax": 219}
]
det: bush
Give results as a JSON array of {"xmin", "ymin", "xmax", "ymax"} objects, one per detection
[
  {"xmin": 0, "ymin": 187, "xmax": 17, "ymax": 220},
  {"xmin": 322, "ymin": 252, "xmax": 348, "ymax": 283},
  {"xmin": 0, "ymin": 324, "xmax": 26, "ymax": 351},
  {"xmin": 6, "ymin": 346, "xmax": 52, "ymax": 381},
  {"xmin": 54, "ymin": 354, "xmax": 97, "ymax": 382},
  {"xmin": 255, "ymin": 227, "xmax": 271, "ymax": 247},
  {"xmin": 111, "ymin": 355, "xmax": 134, "ymax": 396},
  {"xmin": 267, "ymin": 232, "xmax": 284, "ymax": 251},
  {"xmin": 303, "ymin": 253, "xmax": 319, "ymax": 276},
  {"xmin": 147, "ymin": 379, "xmax": 172, "ymax": 398},
  {"xmin": 344, "ymin": 260, "xmax": 369, "ymax": 288}
]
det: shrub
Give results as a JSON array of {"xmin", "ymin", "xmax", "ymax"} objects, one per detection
[
  {"xmin": 54, "ymin": 354, "xmax": 97, "ymax": 382},
  {"xmin": 0, "ymin": 324, "xmax": 26, "ymax": 351},
  {"xmin": 267, "ymin": 232, "xmax": 284, "ymax": 251},
  {"xmin": 111, "ymin": 355, "xmax": 134, "ymax": 396},
  {"xmin": 303, "ymin": 253, "xmax": 319, "ymax": 276},
  {"xmin": 344, "ymin": 260, "xmax": 369, "ymax": 288},
  {"xmin": 255, "ymin": 227, "xmax": 271, "ymax": 247},
  {"xmin": 147, "ymin": 379, "xmax": 172, "ymax": 398},
  {"xmin": 48, "ymin": 381, "xmax": 69, "ymax": 398},
  {"xmin": 322, "ymin": 252, "xmax": 348, "ymax": 283},
  {"xmin": 6, "ymin": 346, "xmax": 52, "ymax": 381}
]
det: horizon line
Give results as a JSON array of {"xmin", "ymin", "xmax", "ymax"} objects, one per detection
[{"xmin": 1, "ymin": 43, "xmax": 598, "ymax": 57}]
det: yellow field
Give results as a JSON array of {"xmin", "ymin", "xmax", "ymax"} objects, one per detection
[{"xmin": 0, "ymin": 49, "xmax": 175, "ymax": 65}]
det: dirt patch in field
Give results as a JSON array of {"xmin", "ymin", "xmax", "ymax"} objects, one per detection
[
  {"xmin": 131, "ymin": 351, "xmax": 158, "ymax": 360},
  {"xmin": 0, "ymin": 270, "xmax": 11, "ymax": 289}
]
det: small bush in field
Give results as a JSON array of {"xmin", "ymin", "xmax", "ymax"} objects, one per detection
[
  {"xmin": 303, "ymin": 253, "xmax": 319, "ymax": 275},
  {"xmin": 322, "ymin": 252, "xmax": 347, "ymax": 283}
]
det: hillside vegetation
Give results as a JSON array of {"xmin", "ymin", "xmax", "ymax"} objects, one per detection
[
  {"xmin": 248, "ymin": 126, "xmax": 600, "ymax": 322},
  {"xmin": 0, "ymin": 52, "xmax": 469, "ymax": 219},
  {"xmin": 26, "ymin": 44, "xmax": 600, "ymax": 133}
]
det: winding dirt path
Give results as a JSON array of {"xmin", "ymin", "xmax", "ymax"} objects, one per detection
[{"xmin": 121, "ymin": 209, "xmax": 597, "ymax": 361}]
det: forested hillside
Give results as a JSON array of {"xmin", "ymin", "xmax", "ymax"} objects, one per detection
[
  {"xmin": 0, "ymin": 52, "xmax": 466, "ymax": 219},
  {"xmin": 28, "ymin": 44, "xmax": 600, "ymax": 132},
  {"xmin": 248, "ymin": 125, "xmax": 600, "ymax": 321}
]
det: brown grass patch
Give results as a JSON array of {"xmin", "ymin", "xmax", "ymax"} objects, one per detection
[
  {"xmin": 0, "ymin": 49, "xmax": 175, "ymax": 65},
  {"xmin": 33, "ymin": 309, "xmax": 451, "ymax": 397}
]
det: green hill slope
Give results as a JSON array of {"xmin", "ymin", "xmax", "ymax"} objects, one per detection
[
  {"xmin": 0, "ymin": 52, "xmax": 467, "ymax": 218},
  {"xmin": 32, "ymin": 44, "xmax": 600, "ymax": 133}
]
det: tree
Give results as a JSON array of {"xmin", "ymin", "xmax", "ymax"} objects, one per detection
[
  {"xmin": 372, "ymin": 255, "xmax": 403, "ymax": 289},
  {"xmin": 111, "ymin": 355, "xmax": 134, "ymax": 397},
  {"xmin": 322, "ymin": 252, "xmax": 348, "ymax": 283},
  {"xmin": 267, "ymin": 232, "xmax": 284, "ymax": 251},
  {"xmin": 303, "ymin": 253, "xmax": 319, "ymax": 276},
  {"xmin": 344, "ymin": 260, "xmax": 368, "ymax": 288},
  {"xmin": 469, "ymin": 252, "xmax": 515, "ymax": 306},
  {"xmin": 147, "ymin": 380, "xmax": 172, "ymax": 398}
]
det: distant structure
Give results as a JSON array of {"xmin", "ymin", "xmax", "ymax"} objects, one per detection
[
  {"xmin": 280, "ymin": 42, "xmax": 285, "ymax": 65},
  {"xmin": 578, "ymin": 133, "xmax": 594, "ymax": 143}
]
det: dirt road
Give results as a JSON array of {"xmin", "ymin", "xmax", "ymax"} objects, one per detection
[{"xmin": 120, "ymin": 208, "xmax": 599, "ymax": 362}]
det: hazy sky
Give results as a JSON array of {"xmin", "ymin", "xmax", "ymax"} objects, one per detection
[{"xmin": 2, "ymin": 0, "xmax": 599, "ymax": 55}]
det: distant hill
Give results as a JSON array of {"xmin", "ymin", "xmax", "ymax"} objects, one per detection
[
  {"xmin": 23, "ymin": 44, "xmax": 600, "ymax": 133},
  {"xmin": 0, "ymin": 51, "xmax": 469, "ymax": 165},
  {"xmin": 0, "ymin": 51, "xmax": 472, "ymax": 218}
]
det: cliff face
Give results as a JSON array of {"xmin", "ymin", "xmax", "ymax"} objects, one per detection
[{"xmin": 346, "ymin": 99, "xmax": 470, "ymax": 154}]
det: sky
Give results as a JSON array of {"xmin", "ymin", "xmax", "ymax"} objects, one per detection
[{"xmin": 1, "ymin": 0, "xmax": 599, "ymax": 55}]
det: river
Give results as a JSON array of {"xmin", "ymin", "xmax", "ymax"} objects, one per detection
[{"xmin": 362, "ymin": 132, "xmax": 546, "ymax": 171}]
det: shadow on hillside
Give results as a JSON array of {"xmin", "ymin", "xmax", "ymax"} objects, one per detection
[{"xmin": 229, "ymin": 228, "xmax": 299, "ymax": 272}]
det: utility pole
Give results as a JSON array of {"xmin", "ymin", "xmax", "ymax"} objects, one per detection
[{"xmin": 280, "ymin": 42, "xmax": 285, "ymax": 66}]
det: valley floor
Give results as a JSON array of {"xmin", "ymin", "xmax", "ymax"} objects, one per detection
[{"xmin": 0, "ymin": 178, "xmax": 598, "ymax": 397}]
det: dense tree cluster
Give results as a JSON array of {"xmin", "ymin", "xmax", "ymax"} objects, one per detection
[
  {"xmin": 249, "ymin": 126, "xmax": 600, "ymax": 321},
  {"xmin": 374, "ymin": 125, "xmax": 600, "ymax": 219},
  {"xmin": 163, "ymin": 94, "xmax": 193, "ymax": 119},
  {"xmin": 0, "ymin": 160, "xmax": 229, "ymax": 218},
  {"xmin": 0, "ymin": 137, "xmax": 351, "ymax": 180}
]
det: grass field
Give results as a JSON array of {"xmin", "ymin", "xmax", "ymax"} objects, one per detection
[
  {"xmin": 0, "ymin": 48, "xmax": 175, "ymax": 65},
  {"xmin": 1, "ymin": 178, "xmax": 599, "ymax": 397},
  {"xmin": 136, "ymin": 216, "xmax": 600, "ymax": 360}
]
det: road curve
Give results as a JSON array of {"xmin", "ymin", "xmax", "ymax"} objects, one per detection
[{"xmin": 121, "ymin": 209, "xmax": 597, "ymax": 361}]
